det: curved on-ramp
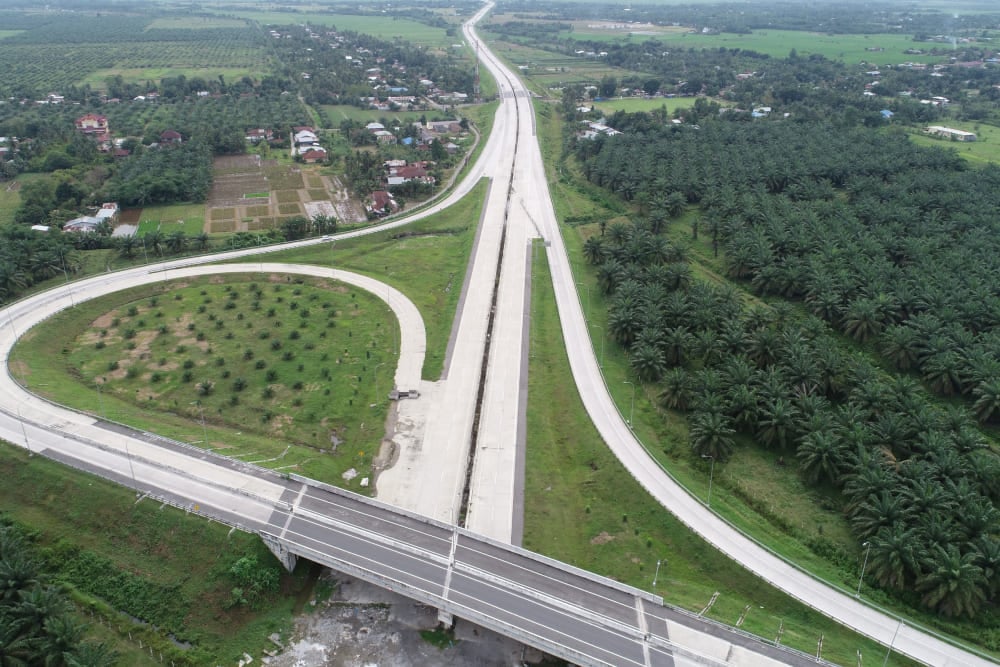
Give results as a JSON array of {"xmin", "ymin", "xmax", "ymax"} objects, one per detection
[{"xmin": 461, "ymin": 4, "xmax": 995, "ymax": 667}]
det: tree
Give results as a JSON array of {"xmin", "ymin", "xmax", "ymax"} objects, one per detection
[
  {"xmin": 971, "ymin": 378, "xmax": 1000, "ymax": 422},
  {"xmin": 116, "ymin": 236, "xmax": 137, "ymax": 260},
  {"xmin": 688, "ymin": 411, "xmax": 735, "ymax": 460},
  {"xmin": 658, "ymin": 368, "xmax": 693, "ymax": 411},
  {"xmin": 631, "ymin": 343, "xmax": 666, "ymax": 382},
  {"xmin": 867, "ymin": 523, "xmax": 920, "ymax": 591},
  {"xmin": 796, "ymin": 430, "xmax": 845, "ymax": 485},
  {"xmin": 917, "ymin": 545, "xmax": 988, "ymax": 618},
  {"xmin": 582, "ymin": 237, "xmax": 606, "ymax": 265},
  {"xmin": 280, "ymin": 216, "xmax": 309, "ymax": 241},
  {"xmin": 164, "ymin": 230, "xmax": 188, "ymax": 255}
]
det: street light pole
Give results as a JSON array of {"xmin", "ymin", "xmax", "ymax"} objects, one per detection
[
  {"xmin": 653, "ymin": 558, "xmax": 666, "ymax": 587},
  {"xmin": 701, "ymin": 454, "xmax": 715, "ymax": 508},
  {"xmin": 623, "ymin": 380, "xmax": 635, "ymax": 427},
  {"xmin": 123, "ymin": 437, "xmax": 138, "ymax": 495},
  {"xmin": 96, "ymin": 379, "xmax": 105, "ymax": 419},
  {"xmin": 191, "ymin": 401, "xmax": 207, "ymax": 445},
  {"xmin": 857, "ymin": 541, "xmax": 872, "ymax": 597},
  {"xmin": 16, "ymin": 405, "xmax": 31, "ymax": 456}
]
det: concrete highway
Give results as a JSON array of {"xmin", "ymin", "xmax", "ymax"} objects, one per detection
[
  {"xmin": 455, "ymin": 4, "xmax": 995, "ymax": 667},
  {"xmin": 0, "ymin": 1, "xmax": 994, "ymax": 665}
]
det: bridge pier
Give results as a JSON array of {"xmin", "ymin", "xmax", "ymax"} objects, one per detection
[
  {"xmin": 437, "ymin": 609, "xmax": 454, "ymax": 628},
  {"xmin": 261, "ymin": 534, "xmax": 298, "ymax": 573}
]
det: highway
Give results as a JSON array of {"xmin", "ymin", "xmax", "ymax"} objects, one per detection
[
  {"xmin": 454, "ymin": 5, "xmax": 995, "ymax": 667},
  {"xmin": 0, "ymin": 2, "xmax": 994, "ymax": 666}
]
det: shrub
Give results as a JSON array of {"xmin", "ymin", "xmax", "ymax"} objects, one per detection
[
  {"xmin": 127, "ymin": 306, "xmax": 138, "ymax": 317},
  {"xmin": 271, "ymin": 340, "xmax": 282, "ymax": 351},
  {"xmin": 255, "ymin": 360, "xmax": 266, "ymax": 370},
  {"xmin": 181, "ymin": 371, "xmax": 193, "ymax": 383},
  {"xmin": 265, "ymin": 370, "xmax": 277, "ymax": 382},
  {"xmin": 107, "ymin": 360, "xmax": 119, "ymax": 371},
  {"xmin": 183, "ymin": 359, "xmax": 194, "ymax": 369},
  {"xmin": 95, "ymin": 340, "xmax": 106, "ymax": 350},
  {"xmin": 150, "ymin": 372, "xmax": 162, "ymax": 383},
  {"xmin": 123, "ymin": 328, "xmax": 136, "ymax": 340},
  {"xmin": 233, "ymin": 377, "xmax": 247, "ymax": 392}
]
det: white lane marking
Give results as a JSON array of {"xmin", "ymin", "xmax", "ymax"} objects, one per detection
[
  {"xmin": 280, "ymin": 485, "xmax": 308, "ymax": 538},
  {"xmin": 447, "ymin": 571, "xmax": 646, "ymax": 667},
  {"xmin": 637, "ymin": 596, "xmax": 652, "ymax": 667},
  {"xmin": 458, "ymin": 539, "xmax": 635, "ymax": 617},
  {"xmin": 301, "ymin": 487, "xmax": 452, "ymax": 552}
]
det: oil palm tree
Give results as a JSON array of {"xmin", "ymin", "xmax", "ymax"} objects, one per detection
[{"xmin": 917, "ymin": 545, "xmax": 988, "ymax": 618}]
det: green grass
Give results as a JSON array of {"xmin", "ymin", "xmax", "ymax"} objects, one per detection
[
  {"xmin": 905, "ymin": 121, "xmax": 1000, "ymax": 165},
  {"xmin": 13, "ymin": 274, "xmax": 394, "ymax": 487},
  {"xmin": 485, "ymin": 37, "xmax": 648, "ymax": 97},
  {"xmin": 80, "ymin": 67, "xmax": 260, "ymax": 90},
  {"xmin": 146, "ymin": 16, "xmax": 249, "ymax": 30},
  {"xmin": 263, "ymin": 178, "xmax": 488, "ymax": 380},
  {"xmin": 571, "ymin": 30, "xmax": 948, "ymax": 64},
  {"xmin": 134, "ymin": 203, "xmax": 207, "ymax": 236},
  {"xmin": 215, "ymin": 11, "xmax": 453, "ymax": 48},
  {"xmin": 0, "ymin": 445, "xmax": 305, "ymax": 665},
  {"xmin": 0, "ymin": 181, "xmax": 20, "ymax": 226},
  {"xmin": 321, "ymin": 105, "xmax": 429, "ymax": 124},
  {"xmin": 592, "ymin": 96, "xmax": 704, "ymax": 115}
]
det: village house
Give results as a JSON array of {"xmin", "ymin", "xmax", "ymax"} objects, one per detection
[
  {"xmin": 366, "ymin": 190, "xmax": 399, "ymax": 217},
  {"xmin": 63, "ymin": 203, "xmax": 119, "ymax": 233},
  {"xmin": 245, "ymin": 128, "xmax": 274, "ymax": 144},
  {"xmin": 925, "ymin": 125, "xmax": 977, "ymax": 141},
  {"xmin": 75, "ymin": 114, "xmax": 108, "ymax": 135},
  {"xmin": 160, "ymin": 130, "xmax": 183, "ymax": 144},
  {"xmin": 300, "ymin": 149, "xmax": 326, "ymax": 164}
]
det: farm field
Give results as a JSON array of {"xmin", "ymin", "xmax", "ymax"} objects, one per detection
[
  {"xmin": 568, "ymin": 29, "xmax": 949, "ymax": 64},
  {"xmin": 0, "ymin": 30, "xmax": 22, "ymax": 40},
  {"xmin": 0, "ymin": 183, "xmax": 19, "ymax": 226},
  {"xmin": 486, "ymin": 38, "xmax": 649, "ymax": 95},
  {"xmin": 80, "ymin": 66, "xmax": 261, "ymax": 90},
  {"xmin": 592, "ymin": 96, "xmax": 704, "ymax": 115},
  {"xmin": 906, "ymin": 121, "xmax": 1000, "ymax": 165},
  {"xmin": 209, "ymin": 10, "xmax": 455, "ymax": 48},
  {"xmin": 321, "ymin": 105, "xmax": 429, "ymax": 124},
  {"xmin": 133, "ymin": 203, "xmax": 207, "ymax": 235}
]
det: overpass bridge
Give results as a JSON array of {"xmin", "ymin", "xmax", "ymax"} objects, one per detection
[{"xmin": 33, "ymin": 413, "xmax": 829, "ymax": 667}]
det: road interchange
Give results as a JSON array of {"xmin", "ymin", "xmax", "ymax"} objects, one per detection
[{"xmin": 0, "ymin": 2, "xmax": 995, "ymax": 666}]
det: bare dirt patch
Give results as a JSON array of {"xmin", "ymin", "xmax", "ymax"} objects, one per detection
[{"xmin": 590, "ymin": 531, "xmax": 616, "ymax": 545}]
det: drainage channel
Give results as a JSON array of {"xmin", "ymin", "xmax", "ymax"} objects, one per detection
[{"xmin": 457, "ymin": 77, "xmax": 523, "ymax": 527}]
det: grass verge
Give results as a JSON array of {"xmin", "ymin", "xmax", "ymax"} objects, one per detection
[{"xmin": 0, "ymin": 445, "xmax": 305, "ymax": 665}]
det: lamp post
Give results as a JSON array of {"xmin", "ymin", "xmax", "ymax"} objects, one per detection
[
  {"xmin": 96, "ymin": 379, "xmax": 105, "ymax": 419},
  {"xmin": 856, "ymin": 541, "xmax": 872, "ymax": 598},
  {"xmin": 590, "ymin": 324, "xmax": 605, "ymax": 368},
  {"xmin": 123, "ymin": 437, "xmax": 138, "ymax": 495},
  {"xmin": 16, "ymin": 405, "xmax": 31, "ymax": 456},
  {"xmin": 701, "ymin": 454, "xmax": 715, "ymax": 508},
  {"xmin": 653, "ymin": 558, "xmax": 666, "ymax": 587},
  {"xmin": 623, "ymin": 380, "xmax": 635, "ymax": 427},
  {"xmin": 190, "ymin": 400, "xmax": 207, "ymax": 446}
]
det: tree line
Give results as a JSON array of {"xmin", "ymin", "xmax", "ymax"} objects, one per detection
[
  {"xmin": 0, "ymin": 521, "xmax": 116, "ymax": 666},
  {"xmin": 575, "ymin": 115, "xmax": 999, "ymax": 623}
]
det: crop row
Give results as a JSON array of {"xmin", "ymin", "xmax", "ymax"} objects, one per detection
[{"xmin": 0, "ymin": 42, "xmax": 269, "ymax": 97}]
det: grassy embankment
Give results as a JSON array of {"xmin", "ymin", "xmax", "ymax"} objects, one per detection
[
  {"xmin": 0, "ymin": 446, "xmax": 306, "ymax": 666},
  {"xmin": 15, "ymin": 276, "xmax": 394, "ymax": 486},
  {"xmin": 525, "ymin": 98, "xmax": 996, "ymax": 662}
]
